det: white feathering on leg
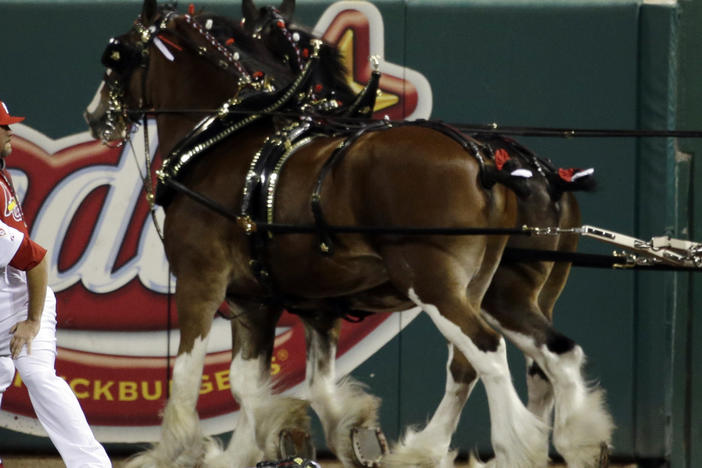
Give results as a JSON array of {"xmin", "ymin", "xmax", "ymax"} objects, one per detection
[
  {"xmin": 544, "ymin": 345, "xmax": 614, "ymax": 468},
  {"xmin": 409, "ymin": 289, "xmax": 549, "ymax": 468}
]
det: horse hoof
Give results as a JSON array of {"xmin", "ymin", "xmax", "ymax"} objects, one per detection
[
  {"xmin": 351, "ymin": 427, "xmax": 388, "ymax": 467},
  {"xmin": 279, "ymin": 429, "xmax": 316, "ymax": 460},
  {"xmin": 598, "ymin": 441, "xmax": 610, "ymax": 468}
]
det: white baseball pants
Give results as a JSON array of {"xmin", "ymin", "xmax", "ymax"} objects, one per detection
[{"xmin": 0, "ymin": 290, "xmax": 111, "ymax": 468}]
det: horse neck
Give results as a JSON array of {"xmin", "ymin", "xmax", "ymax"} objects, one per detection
[
  {"xmin": 155, "ymin": 114, "xmax": 203, "ymax": 156},
  {"xmin": 146, "ymin": 56, "xmax": 240, "ymax": 153},
  {"xmin": 155, "ymin": 111, "xmax": 273, "ymax": 167}
]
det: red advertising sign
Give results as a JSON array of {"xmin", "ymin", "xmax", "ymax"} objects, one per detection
[{"xmin": 0, "ymin": 1, "xmax": 431, "ymax": 442}]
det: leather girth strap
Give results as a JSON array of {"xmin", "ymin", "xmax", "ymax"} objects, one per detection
[{"xmin": 310, "ymin": 120, "xmax": 391, "ymax": 256}]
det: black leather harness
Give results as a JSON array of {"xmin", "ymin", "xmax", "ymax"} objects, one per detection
[
  {"xmin": 146, "ymin": 20, "xmax": 535, "ymax": 312},
  {"xmin": 158, "ymin": 110, "xmax": 537, "ymax": 310}
]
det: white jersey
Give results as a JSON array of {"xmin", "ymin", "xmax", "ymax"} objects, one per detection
[
  {"xmin": 0, "ymin": 221, "xmax": 31, "ymax": 355},
  {"xmin": 0, "ymin": 221, "xmax": 23, "ymax": 265}
]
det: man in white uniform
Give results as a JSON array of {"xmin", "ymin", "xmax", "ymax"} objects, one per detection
[{"xmin": 0, "ymin": 100, "xmax": 111, "ymax": 468}]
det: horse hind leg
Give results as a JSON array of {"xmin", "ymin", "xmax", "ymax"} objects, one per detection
[
  {"xmin": 464, "ymin": 358, "xmax": 553, "ymax": 468},
  {"xmin": 377, "ymin": 236, "xmax": 548, "ymax": 468},
  {"xmin": 543, "ymin": 340, "xmax": 614, "ymax": 468},
  {"xmin": 410, "ymin": 288, "xmax": 549, "ymax": 468},
  {"xmin": 487, "ymin": 317, "xmax": 614, "ymax": 468},
  {"xmin": 525, "ymin": 358, "xmax": 555, "ymax": 425},
  {"xmin": 385, "ymin": 344, "xmax": 477, "ymax": 468},
  {"xmin": 525, "ymin": 252, "xmax": 573, "ymax": 429},
  {"xmin": 302, "ymin": 313, "xmax": 385, "ymax": 468}
]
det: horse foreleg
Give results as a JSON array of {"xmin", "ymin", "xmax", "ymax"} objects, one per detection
[
  {"xmin": 217, "ymin": 302, "xmax": 313, "ymax": 468},
  {"xmin": 164, "ymin": 334, "xmax": 220, "ymax": 464},
  {"xmin": 125, "ymin": 265, "xmax": 223, "ymax": 468},
  {"xmin": 386, "ymin": 344, "xmax": 477, "ymax": 468},
  {"xmin": 125, "ymin": 324, "xmax": 217, "ymax": 468},
  {"xmin": 217, "ymin": 352, "xmax": 269, "ymax": 468},
  {"xmin": 302, "ymin": 314, "xmax": 384, "ymax": 468}
]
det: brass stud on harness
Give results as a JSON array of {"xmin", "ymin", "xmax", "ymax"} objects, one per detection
[
  {"xmin": 237, "ymin": 215, "xmax": 257, "ymax": 234},
  {"xmin": 310, "ymin": 39, "xmax": 323, "ymax": 58}
]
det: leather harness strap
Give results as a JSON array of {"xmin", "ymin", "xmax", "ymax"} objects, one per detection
[{"xmin": 310, "ymin": 120, "xmax": 391, "ymax": 256}]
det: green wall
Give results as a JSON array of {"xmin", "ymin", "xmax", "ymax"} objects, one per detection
[
  {"xmin": 675, "ymin": 1, "xmax": 702, "ymax": 467},
  {"xmin": 0, "ymin": 0, "xmax": 695, "ymax": 465}
]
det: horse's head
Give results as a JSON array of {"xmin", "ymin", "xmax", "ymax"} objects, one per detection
[
  {"xmin": 242, "ymin": 0, "xmax": 298, "ymax": 68},
  {"xmin": 84, "ymin": 0, "xmax": 160, "ymax": 143},
  {"xmin": 85, "ymin": 0, "xmax": 294, "ymax": 146},
  {"xmin": 242, "ymin": 0, "xmax": 356, "ymax": 108}
]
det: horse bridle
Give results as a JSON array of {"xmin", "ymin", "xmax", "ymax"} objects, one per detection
[
  {"xmin": 99, "ymin": 12, "xmax": 174, "ymax": 145},
  {"xmin": 251, "ymin": 6, "xmax": 307, "ymax": 72},
  {"xmin": 99, "ymin": 8, "xmax": 273, "ymax": 146}
]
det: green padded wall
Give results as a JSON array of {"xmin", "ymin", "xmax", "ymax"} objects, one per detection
[
  {"xmin": 675, "ymin": 1, "xmax": 702, "ymax": 467},
  {"xmin": 0, "ymin": 0, "xmax": 691, "ymax": 465}
]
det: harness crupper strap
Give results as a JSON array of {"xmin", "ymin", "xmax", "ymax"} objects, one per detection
[
  {"xmin": 306, "ymin": 119, "xmax": 534, "ymax": 256},
  {"xmin": 474, "ymin": 133, "xmax": 595, "ymax": 201},
  {"xmin": 410, "ymin": 120, "xmax": 532, "ymax": 198}
]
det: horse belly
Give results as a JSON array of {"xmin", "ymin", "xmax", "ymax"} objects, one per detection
[{"xmin": 270, "ymin": 235, "xmax": 392, "ymax": 300}]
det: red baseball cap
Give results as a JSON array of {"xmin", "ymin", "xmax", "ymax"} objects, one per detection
[{"xmin": 0, "ymin": 100, "xmax": 25, "ymax": 126}]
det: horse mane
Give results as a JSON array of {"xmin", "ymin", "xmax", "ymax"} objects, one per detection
[
  {"xmin": 313, "ymin": 37, "xmax": 356, "ymax": 104},
  {"xmin": 172, "ymin": 8, "xmax": 298, "ymax": 85},
  {"xmin": 166, "ymin": 3, "xmax": 356, "ymax": 104},
  {"xmin": 198, "ymin": 13, "xmax": 261, "ymax": 58},
  {"xmin": 267, "ymin": 17, "xmax": 357, "ymax": 104}
]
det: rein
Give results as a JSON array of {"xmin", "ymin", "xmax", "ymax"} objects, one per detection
[
  {"xmin": 122, "ymin": 106, "xmax": 702, "ymax": 139},
  {"xmin": 165, "ymin": 177, "xmax": 533, "ymax": 235},
  {"xmin": 163, "ymin": 176, "xmax": 702, "ymax": 272},
  {"xmin": 140, "ymin": 114, "xmax": 163, "ymax": 241}
]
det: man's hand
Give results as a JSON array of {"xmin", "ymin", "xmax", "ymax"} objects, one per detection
[
  {"xmin": 12, "ymin": 256, "xmax": 48, "ymax": 359},
  {"xmin": 9, "ymin": 319, "xmax": 41, "ymax": 358}
]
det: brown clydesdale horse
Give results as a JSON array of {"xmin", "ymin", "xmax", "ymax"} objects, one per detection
[
  {"xmin": 84, "ymin": 1, "xmax": 612, "ymax": 467},
  {"xmin": 242, "ymin": 2, "xmax": 613, "ymax": 467}
]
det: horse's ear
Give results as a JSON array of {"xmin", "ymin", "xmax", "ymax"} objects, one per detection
[
  {"xmin": 242, "ymin": 0, "xmax": 259, "ymax": 25},
  {"xmin": 278, "ymin": 0, "xmax": 295, "ymax": 20},
  {"xmin": 142, "ymin": 0, "xmax": 158, "ymax": 24}
]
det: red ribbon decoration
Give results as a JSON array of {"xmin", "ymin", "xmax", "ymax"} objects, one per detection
[
  {"xmin": 494, "ymin": 148, "xmax": 510, "ymax": 170},
  {"xmin": 558, "ymin": 168, "xmax": 576, "ymax": 181}
]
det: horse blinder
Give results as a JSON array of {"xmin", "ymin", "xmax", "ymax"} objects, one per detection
[{"xmin": 101, "ymin": 37, "xmax": 143, "ymax": 74}]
